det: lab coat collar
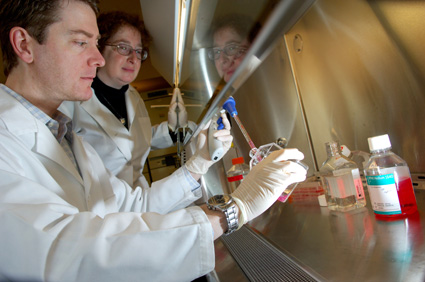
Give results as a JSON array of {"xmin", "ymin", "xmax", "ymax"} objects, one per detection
[
  {"xmin": 71, "ymin": 132, "xmax": 108, "ymax": 214},
  {"xmin": 79, "ymin": 87, "xmax": 141, "ymax": 161},
  {"xmin": 0, "ymin": 89, "xmax": 84, "ymax": 184},
  {"xmin": 126, "ymin": 86, "xmax": 141, "ymax": 129}
]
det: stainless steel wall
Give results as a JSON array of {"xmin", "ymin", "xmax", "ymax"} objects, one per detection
[{"xmin": 231, "ymin": 0, "xmax": 425, "ymax": 174}]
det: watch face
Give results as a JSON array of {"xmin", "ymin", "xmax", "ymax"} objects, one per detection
[
  {"xmin": 208, "ymin": 194, "xmax": 231, "ymax": 206},
  {"xmin": 207, "ymin": 195, "xmax": 238, "ymax": 235}
]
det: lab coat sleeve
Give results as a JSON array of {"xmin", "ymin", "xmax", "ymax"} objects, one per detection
[
  {"xmin": 75, "ymin": 134, "xmax": 201, "ymax": 215},
  {"xmin": 113, "ymin": 166, "xmax": 202, "ymax": 214},
  {"xmin": 0, "ymin": 132, "xmax": 215, "ymax": 281},
  {"xmin": 150, "ymin": 120, "xmax": 198, "ymax": 150},
  {"xmin": 151, "ymin": 121, "xmax": 174, "ymax": 150}
]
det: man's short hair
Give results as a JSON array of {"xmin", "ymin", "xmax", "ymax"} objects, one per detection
[{"xmin": 0, "ymin": 0, "xmax": 99, "ymax": 77}]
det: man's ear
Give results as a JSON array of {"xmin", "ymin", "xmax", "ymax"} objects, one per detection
[{"xmin": 9, "ymin": 27, "xmax": 34, "ymax": 64}]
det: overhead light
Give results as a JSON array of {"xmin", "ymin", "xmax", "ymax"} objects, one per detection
[{"xmin": 175, "ymin": 0, "xmax": 189, "ymax": 87}]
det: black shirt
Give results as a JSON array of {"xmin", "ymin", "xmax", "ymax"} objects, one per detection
[{"xmin": 92, "ymin": 76, "xmax": 130, "ymax": 129}]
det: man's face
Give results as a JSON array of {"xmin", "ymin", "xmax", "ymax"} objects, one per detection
[
  {"xmin": 31, "ymin": 0, "xmax": 105, "ymax": 107},
  {"xmin": 213, "ymin": 27, "xmax": 250, "ymax": 83}
]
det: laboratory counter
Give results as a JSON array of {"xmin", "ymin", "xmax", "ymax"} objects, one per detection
[{"xmin": 213, "ymin": 189, "xmax": 425, "ymax": 281}]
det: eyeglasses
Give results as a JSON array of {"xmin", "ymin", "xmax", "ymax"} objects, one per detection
[
  {"xmin": 105, "ymin": 43, "xmax": 148, "ymax": 61},
  {"xmin": 207, "ymin": 44, "xmax": 248, "ymax": 61}
]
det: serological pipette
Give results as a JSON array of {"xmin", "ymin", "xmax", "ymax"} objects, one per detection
[
  {"xmin": 223, "ymin": 96, "xmax": 262, "ymax": 162},
  {"xmin": 222, "ymin": 96, "xmax": 309, "ymax": 203}
]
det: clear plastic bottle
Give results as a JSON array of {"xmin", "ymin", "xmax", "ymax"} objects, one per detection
[
  {"xmin": 319, "ymin": 141, "xmax": 366, "ymax": 212},
  {"xmin": 226, "ymin": 157, "xmax": 250, "ymax": 193},
  {"xmin": 364, "ymin": 134, "xmax": 417, "ymax": 219},
  {"xmin": 340, "ymin": 145, "xmax": 370, "ymax": 174}
]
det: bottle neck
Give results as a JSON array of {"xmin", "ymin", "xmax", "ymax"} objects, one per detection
[
  {"xmin": 370, "ymin": 147, "xmax": 391, "ymax": 155},
  {"xmin": 325, "ymin": 141, "xmax": 341, "ymax": 157}
]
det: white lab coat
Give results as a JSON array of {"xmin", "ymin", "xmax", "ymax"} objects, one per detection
[
  {"xmin": 60, "ymin": 85, "xmax": 176, "ymax": 188},
  {"xmin": 0, "ymin": 87, "xmax": 214, "ymax": 281}
]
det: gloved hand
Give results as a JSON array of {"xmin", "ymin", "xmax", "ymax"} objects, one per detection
[
  {"xmin": 185, "ymin": 112, "xmax": 232, "ymax": 175},
  {"xmin": 231, "ymin": 149, "xmax": 307, "ymax": 225},
  {"xmin": 168, "ymin": 88, "xmax": 188, "ymax": 131}
]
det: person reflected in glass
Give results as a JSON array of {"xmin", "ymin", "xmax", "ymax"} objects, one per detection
[{"xmin": 208, "ymin": 14, "xmax": 261, "ymax": 83}]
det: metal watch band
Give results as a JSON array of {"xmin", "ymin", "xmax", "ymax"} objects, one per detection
[
  {"xmin": 223, "ymin": 204, "xmax": 238, "ymax": 235},
  {"xmin": 206, "ymin": 195, "xmax": 239, "ymax": 235}
]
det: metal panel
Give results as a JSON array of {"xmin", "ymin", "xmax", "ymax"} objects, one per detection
[
  {"xmin": 139, "ymin": 0, "xmax": 177, "ymax": 85},
  {"xmin": 285, "ymin": 0, "xmax": 425, "ymax": 172},
  {"xmin": 184, "ymin": 0, "xmax": 316, "ymax": 145}
]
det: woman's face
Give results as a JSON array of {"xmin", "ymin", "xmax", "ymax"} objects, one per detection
[
  {"xmin": 97, "ymin": 25, "xmax": 143, "ymax": 89},
  {"xmin": 213, "ymin": 27, "xmax": 250, "ymax": 82}
]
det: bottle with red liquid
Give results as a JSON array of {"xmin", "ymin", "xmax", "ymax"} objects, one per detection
[
  {"xmin": 364, "ymin": 134, "xmax": 418, "ymax": 219},
  {"xmin": 226, "ymin": 157, "xmax": 250, "ymax": 193}
]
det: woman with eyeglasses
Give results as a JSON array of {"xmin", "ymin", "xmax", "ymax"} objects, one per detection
[
  {"xmin": 60, "ymin": 11, "xmax": 197, "ymax": 189},
  {"xmin": 208, "ymin": 14, "xmax": 261, "ymax": 83}
]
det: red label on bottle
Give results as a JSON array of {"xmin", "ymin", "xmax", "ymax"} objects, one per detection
[{"xmin": 227, "ymin": 175, "xmax": 243, "ymax": 182}]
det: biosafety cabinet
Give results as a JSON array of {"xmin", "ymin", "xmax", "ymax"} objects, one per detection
[{"xmin": 141, "ymin": 0, "xmax": 425, "ymax": 281}]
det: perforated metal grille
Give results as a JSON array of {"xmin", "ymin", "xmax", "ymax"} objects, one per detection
[{"xmin": 221, "ymin": 226, "xmax": 320, "ymax": 282}]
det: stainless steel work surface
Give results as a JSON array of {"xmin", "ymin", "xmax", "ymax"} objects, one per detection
[{"xmin": 248, "ymin": 190, "xmax": 425, "ymax": 282}]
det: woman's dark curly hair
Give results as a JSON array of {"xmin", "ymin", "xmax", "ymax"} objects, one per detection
[
  {"xmin": 209, "ymin": 13, "xmax": 261, "ymax": 46},
  {"xmin": 97, "ymin": 11, "xmax": 152, "ymax": 54}
]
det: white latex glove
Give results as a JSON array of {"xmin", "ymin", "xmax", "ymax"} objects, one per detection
[
  {"xmin": 185, "ymin": 112, "xmax": 232, "ymax": 175},
  {"xmin": 231, "ymin": 149, "xmax": 307, "ymax": 225},
  {"xmin": 168, "ymin": 88, "xmax": 188, "ymax": 131}
]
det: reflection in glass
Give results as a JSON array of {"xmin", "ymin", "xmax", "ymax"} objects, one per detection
[
  {"xmin": 178, "ymin": 0, "xmax": 274, "ymax": 120},
  {"xmin": 180, "ymin": 0, "xmax": 316, "ymax": 146},
  {"xmin": 207, "ymin": 44, "xmax": 248, "ymax": 62},
  {"xmin": 207, "ymin": 14, "xmax": 261, "ymax": 83}
]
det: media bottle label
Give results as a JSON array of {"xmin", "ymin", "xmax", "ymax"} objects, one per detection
[{"xmin": 366, "ymin": 174, "xmax": 401, "ymax": 215}]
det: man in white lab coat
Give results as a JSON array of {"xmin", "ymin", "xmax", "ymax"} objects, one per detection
[{"xmin": 0, "ymin": 0, "xmax": 307, "ymax": 281}]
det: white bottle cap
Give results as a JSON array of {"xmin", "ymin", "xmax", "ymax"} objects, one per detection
[
  {"xmin": 368, "ymin": 134, "xmax": 391, "ymax": 151},
  {"xmin": 340, "ymin": 145, "xmax": 351, "ymax": 157}
]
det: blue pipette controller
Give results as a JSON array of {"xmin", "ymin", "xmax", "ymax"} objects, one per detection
[
  {"xmin": 208, "ymin": 110, "xmax": 226, "ymax": 161},
  {"xmin": 223, "ymin": 96, "xmax": 237, "ymax": 117}
]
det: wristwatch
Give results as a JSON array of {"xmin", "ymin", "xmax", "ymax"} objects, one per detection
[{"xmin": 207, "ymin": 194, "xmax": 238, "ymax": 235}]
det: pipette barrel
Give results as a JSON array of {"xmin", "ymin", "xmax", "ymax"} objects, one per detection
[
  {"xmin": 232, "ymin": 114, "xmax": 256, "ymax": 150},
  {"xmin": 223, "ymin": 96, "xmax": 262, "ymax": 162}
]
